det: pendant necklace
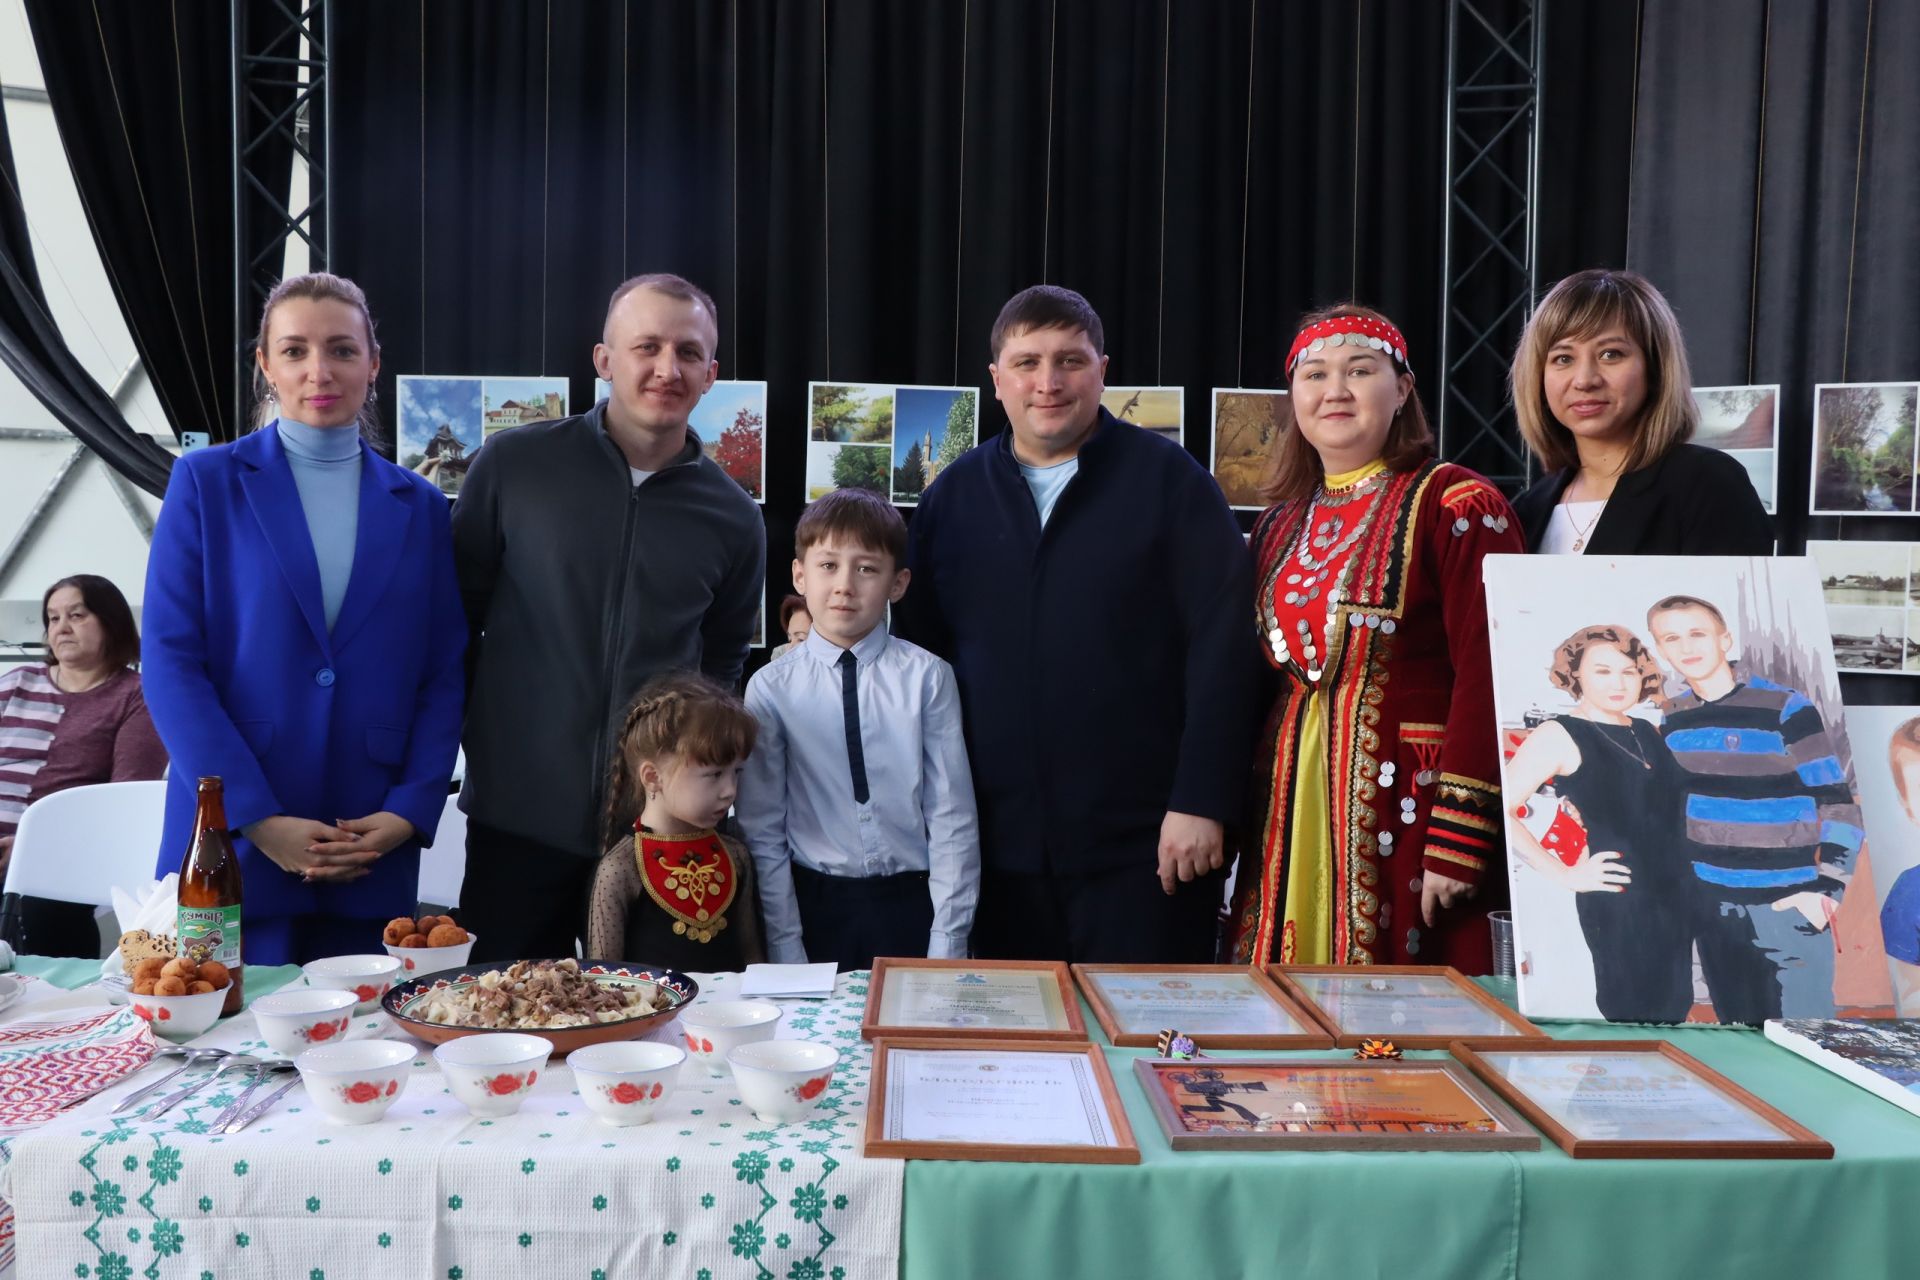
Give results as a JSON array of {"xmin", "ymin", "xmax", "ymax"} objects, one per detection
[{"xmin": 1261, "ymin": 472, "xmax": 1391, "ymax": 682}]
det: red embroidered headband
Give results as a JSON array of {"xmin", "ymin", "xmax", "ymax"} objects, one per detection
[{"xmin": 1286, "ymin": 315, "xmax": 1411, "ymax": 377}]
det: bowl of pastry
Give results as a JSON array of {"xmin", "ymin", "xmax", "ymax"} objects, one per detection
[{"xmin": 380, "ymin": 957, "xmax": 699, "ymax": 1053}]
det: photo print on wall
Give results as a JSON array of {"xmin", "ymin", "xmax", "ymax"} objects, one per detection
[
  {"xmin": 1211, "ymin": 388, "xmax": 1288, "ymax": 511},
  {"xmin": 1693, "ymin": 385, "xmax": 1779, "ymax": 513},
  {"xmin": 596, "ymin": 377, "xmax": 767, "ymax": 503},
  {"xmin": 1809, "ymin": 382, "xmax": 1920, "ymax": 516},
  {"xmin": 805, "ymin": 382, "xmax": 977, "ymax": 505},
  {"xmin": 1101, "ymin": 387, "xmax": 1184, "ymax": 447},
  {"xmin": 1483, "ymin": 553, "xmax": 1893, "ymax": 1026},
  {"xmin": 1805, "ymin": 541, "xmax": 1920, "ymax": 675},
  {"xmin": 1837, "ymin": 704, "xmax": 1920, "ymax": 1017}
]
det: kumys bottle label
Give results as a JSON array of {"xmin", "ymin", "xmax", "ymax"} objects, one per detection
[{"xmin": 178, "ymin": 904, "xmax": 242, "ymax": 970}]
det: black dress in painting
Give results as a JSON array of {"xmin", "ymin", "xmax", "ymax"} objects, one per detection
[{"xmin": 1552, "ymin": 715, "xmax": 1693, "ymax": 1022}]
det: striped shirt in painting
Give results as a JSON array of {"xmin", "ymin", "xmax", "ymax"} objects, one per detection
[
  {"xmin": 1660, "ymin": 674, "xmax": 1862, "ymax": 893},
  {"xmin": 0, "ymin": 665, "xmax": 62, "ymax": 837}
]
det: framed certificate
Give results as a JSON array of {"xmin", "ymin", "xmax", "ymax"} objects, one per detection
[
  {"xmin": 864, "ymin": 1037, "xmax": 1140, "ymax": 1164},
  {"xmin": 1072, "ymin": 964, "xmax": 1333, "ymax": 1048},
  {"xmin": 861, "ymin": 958, "xmax": 1087, "ymax": 1042},
  {"xmin": 1268, "ymin": 964, "xmax": 1547, "ymax": 1048},
  {"xmin": 1133, "ymin": 1056, "xmax": 1540, "ymax": 1151},
  {"xmin": 1451, "ymin": 1039, "xmax": 1833, "ymax": 1159}
]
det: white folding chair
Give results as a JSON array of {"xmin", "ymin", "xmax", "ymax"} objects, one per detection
[
  {"xmin": 4, "ymin": 780, "xmax": 170, "ymax": 908},
  {"xmin": 416, "ymin": 793, "xmax": 468, "ymax": 910}
]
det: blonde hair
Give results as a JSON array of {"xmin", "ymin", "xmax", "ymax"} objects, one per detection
[
  {"xmin": 1510, "ymin": 269, "xmax": 1696, "ymax": 474},
  {"xmin": 602, "ymin": 672, "xmax": 757, "ymax": 847},
  {"xmin": 251, "ymin": 272, "xmax": 383, "ymax": 440},
  {"xmin": 1259, "ymin": 302, "xmax": 1434, "ymax": 505}
]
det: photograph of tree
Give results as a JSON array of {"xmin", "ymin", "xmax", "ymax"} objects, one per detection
[
  {"xmin": 1102, "ymin": 386, "xmax": 1184, "ymax": 446},
  {"xmin": 1807, "ymin": 541, "xmax": 1920, "ymax": 675},
  {"xmin": 1210, "ymin": 388, "xmax": 1287, "ymax": 510},
  {"xmin": 691, "ymin": 381, "xmax": 768, "ymax": 502},
  {"xmin": 806, "ymin": 441, "xmax": 889, "ymax": 500},
  {"xmin": 397, "ymin": 375, "xmax": 484, "ymax": 496},
  {"xmin": 1694, "ymin": 384, "xmax": 1779, "ymax": 513},
  {"xmin": 810, "ymin": 382, "xmax": 894, "ymax": 444},
  {"xmin": 891, "ymin": 386, "xmax": 978, "ymax": 505},
  {"xmin": 1810, "ymin": 383, "xmax": 1920, "ymax": 515}
]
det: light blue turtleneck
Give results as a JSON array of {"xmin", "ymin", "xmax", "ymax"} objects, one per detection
[{"xmin": 276, "ymin": 417, "xmax": 362, "ymax": 630}]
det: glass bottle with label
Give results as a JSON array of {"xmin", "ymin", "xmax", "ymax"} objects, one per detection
[{"xmin": 177, "ymin": 776, "xmax": 243, "ymax": 1016}]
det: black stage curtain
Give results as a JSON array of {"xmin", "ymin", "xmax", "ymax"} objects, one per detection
[
  {"xmin": 24, "ymin": 0, "xmax": 293, "ymax": 450},
  {"xmin": 1628, "ymin": 0, "xmax": 1920, "ymax": 704},
  {"xmin": 0, "ymin": 70, "xmax": 176, "ymax": 497}
]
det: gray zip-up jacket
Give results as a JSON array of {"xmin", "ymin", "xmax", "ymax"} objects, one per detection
[{"xmin": 451, "ymin": 402, "xmax": 765, "ymax": 858}]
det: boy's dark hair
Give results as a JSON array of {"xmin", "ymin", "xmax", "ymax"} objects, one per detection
[
  {"xmin": 794, "ymin": 488, "xmax": 907, "ymax": 567},
  {"xmin": 602, "ymin": 671, "xmax": 757, "ymax": 848},
  {"xmin": 989, "ymin": 284, "xmax": 1105, "ymax": 360}
]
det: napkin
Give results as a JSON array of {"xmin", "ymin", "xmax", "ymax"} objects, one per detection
[
  {"xmin": 98, "ymin": 874, "xmax": 179, "ymax": 981},
  {"xmin": 739, "ymin": 961, "xmax": 839, "ymax": 998}
]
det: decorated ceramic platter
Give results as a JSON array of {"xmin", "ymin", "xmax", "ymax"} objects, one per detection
[{"xmin": 381, "ymin": 958, "xmax": 699, "ymax": 1053}]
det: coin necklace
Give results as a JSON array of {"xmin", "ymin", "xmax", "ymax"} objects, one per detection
[{"xmin": 1261, "ymin": 473, "xmax": 1391, "ymax": 682}]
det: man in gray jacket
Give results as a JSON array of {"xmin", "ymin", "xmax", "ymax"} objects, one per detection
[{"xmin": 452, "ymin": 273, "xmax": 765, "ymax": 957}]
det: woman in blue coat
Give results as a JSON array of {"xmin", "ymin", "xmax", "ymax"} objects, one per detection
[{"xmin": 143, "ymin": 273, "xmax": 465, "ymax": 965}]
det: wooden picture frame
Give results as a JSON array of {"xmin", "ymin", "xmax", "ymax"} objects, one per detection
[
  {"xmin": 864, "ymin": 1037, "xmax": 1140, "ymax": 1164},
  {"xmin": 1451, "ymin": 1039, "xmax": 1833, "ymax": 1159},
  {"xmin": 1133, "ymin": 1055, "xmax": 1540, "ymax": 1152},
  {"xmin": 1268, "ymin": 964, "xmax": 1549, "ymax": 1049},
  {"xmin": 1071, "ymin": 964, "xmax": 1334, "ymax": 1049},
  {"xmin": 861, "ymin": 957, "xmax": 1088, "ymax": 1042}
]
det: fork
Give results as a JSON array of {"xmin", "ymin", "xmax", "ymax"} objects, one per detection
[
  {"xmin": 210, "ymin": 1060, "xmax": 295, "ymax": 1130},
  {"xmin": 109, "ymin": 1047, "xmax": 230, "ymax": 1116},
  {"xmin": 145, "ymin": 1054, "xmax": 268, "ymax": 1120}
]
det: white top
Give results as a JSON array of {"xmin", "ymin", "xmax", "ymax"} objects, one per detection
[
  {"xmin": 738, "ymin": 627, "xmax": 981, "ymax": 963},
  {"xmin": 1540, "ymin": 499, "xmax": 1606, "ymax": 555},
  {"xmin": 629, "ymin": 468, "xmax": 655, "ymax": 486},
  {"xmin": 1017, "ymin": 456, "xmax": 1080, "ymax": 527}
]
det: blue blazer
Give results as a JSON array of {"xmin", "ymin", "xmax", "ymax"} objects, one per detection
[{"xmin": 142, "ymin": 425, "xmax": 465, "ymax": 945}]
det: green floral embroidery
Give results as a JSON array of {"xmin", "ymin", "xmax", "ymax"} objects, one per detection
[
  {"xmin": 520, "ymin": 1158, "xmax": 536, "ymax": 1174},
  {"xmin": 232, "ymin": 1160, "xmax": 249, "ymax": 1177},
  {"xmin": 68, "ymin": 1190, "xmax": 84, "ymax": 1207},
  {"xmin": 518, "ymin": 1233, "xmax": 532, "ymax": 1248},
  {"xmin": 151, "ymin": 1219, "xmax": 183, "ymax": 1256},
  {"xmin": 778, "ymin": 1157, "xmax": 794, "ymax": 1173},
  {"xmin": 775, "ymin": 1232, "xmax": 791, "ymax": 1249},
  {"xmin": 665, "ymin": 1157, "xmax": 681, "ymax": 1172},
  {"xmin": 148, "ymin": 1145, "xmax": 183, "ymax": 1184},
  {"xmin": 449, "ymin": 1269, "xmax": 463, "ymax": 1280},
  {"xmin": 728, "ymin": 1221, "xmax": 766, "ymax": 1258},
  {"xmin": 378, "ymin": 1233, "xmax": 392, "ymax": 1248},
  {"xmin": 831, "ymin": 1269, "xmax": 847, "ymax": 1280},
  {"xmin": 789, "ymin": 1261, "xmax": 825, "ymax": 1280},
  {"xmin": 592, "ymin": 1195, "xmax": 607, "ymax": 1211},
  {"xmin": 125, "ymin": 1228, "xmax": 141, "ymax": 1244},
  {"xmin": 198, "ymin": 1195, "xmax": 214, "ymax": 1212},
  {"xmin": 306, "ymin": 1196, "xmax": 321, "ymax": 1213},
  {"xmin": 593, "ymin": 1272, "xmax": 606, "ymax": 1280},
  {"xmin": 701, "ymin": 1193, "xmax": 715, "ymax": 1209},
  {"xmin": 697, "ymin": 1271, "xmax": 712, "ymax": 1280},
  {"xmin": 121, "ymin": 1154, "xmax": 137, "ymax": 1172},
  {"xmin": 733, "ymin": 1150, "xmax": 769, "ymax": 1181},
  {"xmin": 663, "ymin": 1232, "xmax": 677, "ymax": 1246},
  {"xmin": 310, "ymin": 1270, "xmax": 325, "ymax": 1280},
  {"xmin": 790, "ymin": 1183, "xmax": 827, "ymax": 1223},
  {"xmin": 447, "ymin": 1195, "xmax": 463, "ymax": 1210},
  {"xmin": 95, "ymin": 1257, "xmax": 130, "ymax": 1280},
  {"xmin": 90, "ymin": 1181, "xmax": 125, "ymax": 1216},
  {"xmin": 235, "ymin": 1233, "xmax": 250, "ymax": 1248},
  {"xmin": 378, "ymin": 1158, "xmax": 393, "ymax": 1175}
]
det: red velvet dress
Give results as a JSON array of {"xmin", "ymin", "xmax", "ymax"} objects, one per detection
[{"xmin": 1229, "ymin": 459, "xmax": 1523, "ymax": 970}]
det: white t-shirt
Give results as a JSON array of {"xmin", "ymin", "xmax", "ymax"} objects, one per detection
[
  {"xmin": 629, "ymin": 468, "xmax": 655, "ymax": 487},
  {"xmin": 1539, "ymin": 499, "xmax": 1606, "ymax": 555}
]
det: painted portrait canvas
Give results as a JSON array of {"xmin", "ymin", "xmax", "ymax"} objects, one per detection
[
  {"xmin": 1839, "ymin": 704, "xmax": 1920, "ymax": 1016},
  {"xmin": 1484, "ymin": 554, "xmax": 1893, "ymax": 1025}
]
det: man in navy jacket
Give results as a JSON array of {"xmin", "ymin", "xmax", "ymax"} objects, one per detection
[{"xmin": 897, "ymin": 286, "xmax": 1257, "ymax": 962}]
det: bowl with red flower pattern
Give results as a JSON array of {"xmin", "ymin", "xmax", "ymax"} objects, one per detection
[
  {"xmin": 727, "ymin": 1040, "xmax": 839, "ymax": 1124},
  {"xmin": 569, "ymin": 1040, "xmax": 686, "ymax": 1126},
  {"xmin": 301, "ymin": 954, "xmax": 404, "ymax": 1015},
  {"xmin": 251, "ymin": 988, "xmax": 359, "ymax": 1056},
  {"xmin": 676, "ymin": 999, "xmax": 783, "ymax": 1078},
  {"xmin": 295, "ymin": 1039, "xmax": 415, "ymax": 1125},
  {"xmin": 433, "ymin": 1032, "xmax": 551, "ymax": 1118},
  {"xmin": 128, "ymin": 986, "xmax": 225, "ymax": 1043}
]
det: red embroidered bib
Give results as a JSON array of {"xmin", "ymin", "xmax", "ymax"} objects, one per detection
[{"xmin": 636, "ymin": 825, "xmax": 737, "ymax": 944}]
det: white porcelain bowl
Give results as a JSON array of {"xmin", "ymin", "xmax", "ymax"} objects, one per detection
[
  {"xmin": 295, "ymin": 1039, "xmax": 415, "ymax": 1125},
  {"xmin": 433, "ymin": 1033, "xmax": 551, "ymax": 1118},
  {"xmin": 251, "ymin": 988, "xmax": 358, "ymax": 1056},
  {"xmin": 569, "ymin": 1040, "xmax": 686, "ymax": 1126},
  {"xmin": 727, "ymin": 1040, "xmax": 839, "ymax": 1124},
  {"xmin": 383, "ymin": 932, "xmax": 479, "ymax": 976},
  {"xmin": 128, "ymin": 986, "xmax": 226, "ymax": 1042},
  {"xmin": 677, "ymin": 999, "xmax": 783, "ymax": 1079},
  {"xmin": 302, "ymin": 955, "xmax": 404, "ymax": 1014}
]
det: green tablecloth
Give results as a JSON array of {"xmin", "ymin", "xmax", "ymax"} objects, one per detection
[
  {"xmin": 16, "ymin": 957, "xmax": 304, "ymax": 1008},
  {"xmin": 902, "ymin": 1008, "xmax": 1918, "ymax": 1280}
]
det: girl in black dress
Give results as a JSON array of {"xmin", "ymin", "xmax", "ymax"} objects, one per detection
[{"xmin": 1504, "ymin": 625, "xmax": 1693, "ymax": 1022}]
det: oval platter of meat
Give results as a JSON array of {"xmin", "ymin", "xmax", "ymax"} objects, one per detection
[{"xmin": 381, "ymin": 958, "xmax": 700, "ymax": 1052}]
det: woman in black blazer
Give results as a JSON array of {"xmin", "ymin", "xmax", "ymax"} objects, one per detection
[{"xmin": 1508, "ymin": 269, "xmax": 1772, "ymax": 555}]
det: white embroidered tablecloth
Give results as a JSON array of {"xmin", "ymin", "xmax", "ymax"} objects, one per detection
[{"xmin": 3, "ymin": 970, "xmax": 901, "ymax": 1280}]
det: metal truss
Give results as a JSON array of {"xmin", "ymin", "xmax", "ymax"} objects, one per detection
[
  {"xmin": 231, "ymin": 0, "xmax": 331, "ymax": 437},
  {"xmin": 1438, "ymin": 0, "xmax": 1542, "ymax": 492}
]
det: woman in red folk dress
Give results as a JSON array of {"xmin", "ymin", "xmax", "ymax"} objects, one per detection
[{"xmin": 1228, "ymin": 304, "xmax": 1523, "ymax": 970}]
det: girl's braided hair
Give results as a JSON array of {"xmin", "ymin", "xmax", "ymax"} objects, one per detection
[{"xmin": 602, "ymin": 671, "xmax": 758, "ymax": 848}]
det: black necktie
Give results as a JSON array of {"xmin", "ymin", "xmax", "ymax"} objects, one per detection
[{"xmin": 838, "ymin": 649, "xmax": 870, "ymax": 804}]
